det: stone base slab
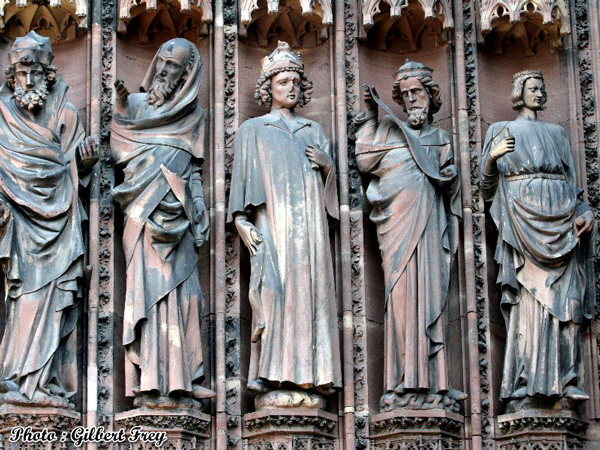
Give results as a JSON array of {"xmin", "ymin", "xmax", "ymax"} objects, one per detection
[
  {"xmin": 115, "ymin": 407, "xmax": 210, "ymax": 450},
  {"xmin": 495, "ymin": 410, "xmax": 588, "ymax": 449},
  {"xmin": 243, "ymin": 408, "xmax": 338, "ymax": 449},
  {"xmin": 0, "ymin": 404, "xmax": 80, "ymax": 450},
  {"xmin": 370, "ymin": 409, "xmax": 464, "ymax": 449}
]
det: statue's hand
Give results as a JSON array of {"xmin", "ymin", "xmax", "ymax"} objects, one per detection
[
  {"xmin": 0, "ymin": 198, "xmax": 11, "ymax": 230},
  {"xmin": 575, "ymin": 210, "xmax": 594, "ymax": 238},
  {"xmin": 362, "ymin": 84, "xmax": 377, "ymax": 114},
  {"xmin": 305, "ymin": 145, "xmax": 333, "ymax": 171},
  {"xmin": 235, "ymin": 218, "xmax": 262, "ymax": 257},
  {"xmin": 439, "ymin": 164, "xmax": 458, "ymax": 184},
  {"xmin": 114, "ymin": 79, "xmax": 130, "ymax": 102},
  {"xmin": 77, "ymin": 137, "xmax": 99, "ymax": 170},
  {"xmin": 489, "ymin": 127, "xmax": 515, "ymax": 161},
  {"xmin": 193, "ymin": 199, "xmax": 209, "ymax": 248}
]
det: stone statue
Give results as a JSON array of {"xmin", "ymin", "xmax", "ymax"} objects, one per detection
[
  {"xmin": 227, "ymin": 41, "xmax": 341, "ymax": 406},
  {"xmin": 482, "ymin": 70, "xmax": 594, "ymax": 410},
  {"xmin": 355, "ymin": 60, "xmax": 465, "ymax": 412},
  {"xmin": 0, "ymin": 31, "xmax": 98, "ymax": 407},
  {"xmin": 111, "ymin": 38, "xmax": 214, "ymax": 403}
]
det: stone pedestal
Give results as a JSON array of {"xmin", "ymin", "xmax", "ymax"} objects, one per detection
[
  {"xmin": 0, "ymin": 404, "xmax": 80, "ymax": 450},
  {"xmin": 370, "ymin": 409, "xmax": 464, "ymax": 449},
  {"xmin": 243, "ymin": 408, "xmax": 338, "ymax": 449},
  {"xmin": 495, "ymin": 410, "xmax": 588, "ymax": 449},
  {"xmin": 115, "ymin": 407, "xmax": 211, "ymax": 450}
]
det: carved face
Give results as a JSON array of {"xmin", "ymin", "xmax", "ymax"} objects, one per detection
[
  {"xmin": 397, "ymin": 77, "xmax": 430, "ymax": 129},
  {"xmin": 155, "ymin": 44, "xmax": 188, "ymax": 86},
  {"xmin": 522, "ymin": 77, "xmax": 547, "ymax": 111},
  {"xmin": 13, "ymin": 62, "xmax": 48, "ymax": 111},
  {"xmin": 270, "ymin": 71, "xmax": 301, "ymax": 110},
  {"xmin": 148, "ymin": 43, "xmax": 189, "ymax": 108}
]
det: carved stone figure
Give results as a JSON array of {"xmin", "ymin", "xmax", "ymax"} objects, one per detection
[
  {"xmin": 227, "ymin": 41, "xmax": 341, "ymax": 403},
  {"xmin": 355, "ymin": 60, "xmax": 465, "ymax": 411},
  {"xmin": 482, "ymin": 70, "xmax": 595, "ymax": 410},
  {"xmin": 111, "ymin": 38, "xmax": 213, "ymax": 402},
  {"xmin": 0, "ymin": 31, "xmax": 98, "ymax": 407}
]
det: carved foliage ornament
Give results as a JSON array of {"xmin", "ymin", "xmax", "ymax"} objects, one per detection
[
  {"xmin": 479, "ymin": 0, "xmax": 570, "ymax": 35},
  {"xmin": 118, "ymin": 0, "xmax": 211, "ymax": 43},
  {"xmin": 0, "ymin": 0, "xmax": 88, "ymax": 41}
]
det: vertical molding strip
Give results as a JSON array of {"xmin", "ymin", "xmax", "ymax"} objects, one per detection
[
  {"xmin": 452, "ymin": 0, "xmax": 485, "ymax": 447},
  {"xmin": 213, "ymin": 0, "xmax": 229, "ymax": 447},
  {"xmin": 335, "ymin": 0, "xmax": 356, "ymax": 448}
]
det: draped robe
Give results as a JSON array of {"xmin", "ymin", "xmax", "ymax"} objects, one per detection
[
  {"xmin": 482, "ymin": 118, "xmax": 594, "ymax": 400},
  {"xmin": 227, "ymin": 111, "xmax": 342, "ymax": 391},
  {"xmin": 0, "ymin": 80, "xmax": 86, "ymax": 400},
  {"xmin": 111, "ymin": 87, "xmax": 208, "ymax": 397},
  {"xmin": 355, "ymin": 115, "xmax": 461, "ymax": 395}
]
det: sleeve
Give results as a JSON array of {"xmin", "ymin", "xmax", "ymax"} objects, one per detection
[
  {"xmin": 481, "ymin": 124, "xmax": 501, "ymax": 202},
  {"xmin": 440, "ymin": 137, "xmax": 462, "ymax": 220},
  {"xmin": 318, "ymin": 125, "xmax": 339, "ymax": 221},
  {"xmin": 190, "ymin": 159, "xmax": 206, "ymax": 206},
  {"xmin": 226, "ymin": 121, "xmax": 268, "ymax": 223},
  {"xmin": 355, "ymin": 116, "xmax": 396, "ymax": 174}
]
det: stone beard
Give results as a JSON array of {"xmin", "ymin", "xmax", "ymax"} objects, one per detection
[
  {"xmin": 14, "ymin": 79, "xmax": 48, "ymax": 111},
  {"xmin": 147, "ymin": 75, "xmax": 178, "ymax": 108},
  {"xmin": 111, "ymin": 37, "xmax": 213, "ymax": 401},
  {"xmin": 0, "ymin": 31, "xmax": 96, "ymax": 406},
  {"xmin": 407, "ymin": 105, "xmax": 428, "ymax": 128},
  {"xmin": 354, "ymin": 63, "xmax": 464, "ymax": 411}
]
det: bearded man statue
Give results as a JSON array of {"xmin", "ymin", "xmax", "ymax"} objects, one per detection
[
  {"xmin": 111, "ymin": 38, "xmax": 214, "ymax": 403},
  {"xmin": 0, "ymin": 31, "xmax": 98, "ymax": 407},
  {"xmin": 354, "ymin": 60, "xmax": 465, "ymax": 412}
]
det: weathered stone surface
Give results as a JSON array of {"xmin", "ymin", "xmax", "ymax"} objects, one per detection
[
  {"xmin": 244, "ymin": 408, "xmax": 337, "ymax": 449},
  {"xmin": 116, "ymin": 407, "xmax": 210, "ymax": 449},
  {"xmin": 371, "ymin": 409, "xmax": 464, "ymax": 449}
]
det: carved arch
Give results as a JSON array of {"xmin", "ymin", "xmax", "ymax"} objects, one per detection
[
  {"xmin": 118, "ymin": 0, "xmax": 211, "ymax": 43},
  {"xmin": 239, "ymin": 0, "xmax": 331, "ymax": 48},
  {"xmin": 358, "ymin": 0, "xmax": 451, "ymax": 52},
  {"xmin": 479, "ymin": 0, "xmax": 569, "ymax": 55},
  {"xmin": 361, "ymin": 0, "xmax": 452, "ymax": 30},
  {"xmin": 0, "ymin": 0, "xmax": 87, "ymax": 41},
  {"xmin": 479, "ymin": 0, "xmax": 570, "ymax": 34}
]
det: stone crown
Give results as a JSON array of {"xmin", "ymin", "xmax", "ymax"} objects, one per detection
[
  {"xmin": 260, "ymin": 41, "xmax": 303, "ymax": 76},
  {"xmin": 512, "ymin": 69, "xmax": 544, "ymax": 81}
]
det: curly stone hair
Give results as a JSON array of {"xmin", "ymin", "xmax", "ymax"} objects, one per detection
[
  {"xmin": 4, "ymin": 62, "xmax": 58, "ymax": 90},
  {"xmin": 254, "ymin": 67, "xmax": 313, "ymax": 108},
  {"xmin": 391, "ymin": 74, "xmax": 442, "ymax": 122}
]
